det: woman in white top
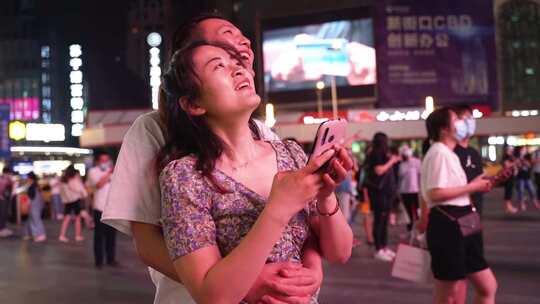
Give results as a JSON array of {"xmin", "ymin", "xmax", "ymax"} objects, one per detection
[
  {"xmin": 421, "ymin": 107, "xmax": 497, "ymax": 304},
  {"xmin": 58, "ymin": 165, "xmax": 88, "ymax": 242},
  {"xmin": 398, "ymin": 144, "xmax": 421, "ymax": 232}
]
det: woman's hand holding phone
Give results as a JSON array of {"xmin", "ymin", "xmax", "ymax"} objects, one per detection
[
  {"xmin": 315, "ymin": 145, "xmax": 354, "ymax": 208},
  {"xmin": 266, "ymin": 150, "xmax": 336, "ymax": 223}
]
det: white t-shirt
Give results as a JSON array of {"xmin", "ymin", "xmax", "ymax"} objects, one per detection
[
  {"xmin": 398, "ymin": 157, "xmax": 421, "ymax": 194},
  {"xmin": 50, "ymin": 176, "xmax": 61, "ymax": 195},
  {"xmin": 60, "ymin": 176, "xmax": 88, "ymax": 204},
  {"xmin": 421, "ymin": 142, "xmax": 470, "ymax": 208},
  {"xmin": 101, "ymin": 111, "xmax": 279, "ymax": 304},
  {"xmin": 87, "ymin": 166, "xmax": 112, "ymax": 212}
]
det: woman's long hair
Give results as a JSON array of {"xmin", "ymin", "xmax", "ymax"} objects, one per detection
[
  {"xmin": 370, "ymin": 132, "xmax": 389, "ymax": 158},
  {"xmin": 423, "ymin": 107, "xmax": 453, "ymax": 154},
  {"xmin": 61, "ymin": 165, "xmax": 78, "ymax": 183},
  {"xmin": 156, "ymin": 40, "xmax": 260, "ymax": 181}
]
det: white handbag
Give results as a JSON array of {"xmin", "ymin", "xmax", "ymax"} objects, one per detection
[{"xmin": 391, "ymin": 232, "xmax": 433, "ymax": 284}]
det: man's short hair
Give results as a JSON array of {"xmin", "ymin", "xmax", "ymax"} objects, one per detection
[
  {"xmin": 94, "ymin": 151, "xmax": 110, "ymax": 162},
  {"xmin": 172, "ymin": 11, "xmax": 231, "ymax": 52},
  {"xmin": 451, "ymin": 104, "xmax": 473, "ymax": 117}
]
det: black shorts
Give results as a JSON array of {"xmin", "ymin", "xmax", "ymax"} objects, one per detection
[
  {"xmin": 63, "ymin": 200, "xmax": 81, "ymax": 216},
  {"xmin": 427, "ymin": 205, "xmax": 489, "ymax": 281}
]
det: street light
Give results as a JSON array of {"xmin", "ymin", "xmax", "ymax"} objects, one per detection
[
  {"xmin": 421, "ymin": 96, "xmax": 435, "ymax": 119},
  {"xmin": 265, "ymin": 103, "xmax": 276, "ymax": 128},
  {"xmin": 316, "ymin": 81, "xmax": 325, "ymax": 117},
  {"xmin": 147, "ymin": 32, "xmax": 162, "ymax": 110}
]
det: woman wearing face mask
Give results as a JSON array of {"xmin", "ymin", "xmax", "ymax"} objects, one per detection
[
  {"xmin": 421, "ymin": 107, "xmax": 497, "ymax": 304},
  {"xmin": 452, "ymin": 105, "xmax": 486, "ymax": 216},
  {"xmin": 158, "ymin": 41, "xmax": 353, "ymax": 304},
  {"xmin": 397, "ymin": 144, "xmax": 421, "ymax": 233}
]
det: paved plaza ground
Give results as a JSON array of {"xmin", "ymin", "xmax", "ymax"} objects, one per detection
[{"xmin": 1, "ymin": 189, "xmax": 539, "ymax": 303}]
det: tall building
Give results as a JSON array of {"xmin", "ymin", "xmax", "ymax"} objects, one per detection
[
  {"xmin": 0, "ymin": 0, "xmax": 42, "ymax": 123},
  {"xmin": 126, "ymin": 0, "xmax": 166, "ymax": 82}
]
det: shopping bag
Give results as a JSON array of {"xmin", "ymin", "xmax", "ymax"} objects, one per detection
[{"xmin": 391, "ymin": 243, "xmax": 433, "ymax": 284}]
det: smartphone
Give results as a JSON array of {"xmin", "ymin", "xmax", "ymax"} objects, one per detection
[
  {"xmin": 308, "ymin": 119, "xmax": 347, "ymax": 173},
  {"xmin": 485, "ymin": 167, "xmax": 513, "ymax": 186}
]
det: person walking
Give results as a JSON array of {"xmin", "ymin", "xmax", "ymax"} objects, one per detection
[
  {"xmin": 49, "ymin": 174, "xmax": 63, "ymax": 220},
  {"xmin": 58, "ymin": 165, "xmax": 87, "ymax": 242},
  {"xmin": 514, "ymin": 147, "xmax": 539, "ymax": 211},
  {"xmin": 24, "ymin": 172, "xmax": 47, "ymax": 242},
  {"xmin": 87, "ymin": 152, "xmax": 117, "ymax": 268},
  {"xmin": 364, "ymin": 132, "xmax": 400, "ymax": 262},
  {"xmin": 0, "ymin": 168, "xmax": 14, "ymax": 238},
  {"xmin": 502, "ymin": 146, "xmax": 518, "ymax": 214}
]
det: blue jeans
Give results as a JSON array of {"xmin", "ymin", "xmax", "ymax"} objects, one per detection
[
  {"xmin": 516, "ymin": 179, "xmax": 536, "ymax": 203},
  {"xmin": 51, "ymin": 194, "xmax": 63, "ymax": 217},
  {"xmin": 25, "ymin": 198, "xmax": 46, "ymax": 238}
]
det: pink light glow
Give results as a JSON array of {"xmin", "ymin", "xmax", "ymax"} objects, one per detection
[{"xmin": 0, "ymin": 97, "xmax": 40, "ymax": 121}]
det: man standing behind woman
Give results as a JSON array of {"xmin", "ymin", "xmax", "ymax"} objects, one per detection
[
  {"xmin": 452, "ymin": 105, "xmax": 486, "ymax": 216},
  {"xmin": 87, "ymin": 152, "xmax": 117, "ymax": 268},
  {"xmin": 422, "ymin": 107, "xmax": 496, "ymax": 304},
  {"xmin": 102, "ymin": 13, "xmax": 328, "ymax": 304}
]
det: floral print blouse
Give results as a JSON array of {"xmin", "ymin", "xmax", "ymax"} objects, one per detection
[{"xmin": 160, "ymin": 140, "xmax": 317, "ymax": 263}]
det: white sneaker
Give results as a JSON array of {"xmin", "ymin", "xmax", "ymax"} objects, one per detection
[
  {"xmin": 374, "ymin": 249, "xmax": 393, "ymax": 262},
  {"xmin": 383, "ymin": 248, "xmax": 396, "ymax": 259},
  {"xmin": 0, "ymin": 228, "xmax": 13, "ymax": 238},
  {"xmin": 34, "ymin": 235, "xmax": 47, "ymax": 243}
]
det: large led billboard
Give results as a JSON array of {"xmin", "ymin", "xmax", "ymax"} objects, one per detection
[{"xmin": 262, "ymin": 17, "xmax": 376, "ymax": 94}]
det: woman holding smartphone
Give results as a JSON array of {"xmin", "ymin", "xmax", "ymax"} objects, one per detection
[
  {"xmin": 421, "ymin": 107, "xmax": 497, "ymax": 304},
  {"xmin": 158, "ymin": 41, "xmax": 353, "ymax": 304}
]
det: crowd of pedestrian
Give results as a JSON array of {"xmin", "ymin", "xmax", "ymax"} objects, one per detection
[{"xmin": 0, "ymin": 153, "xmax": 117, "ymax": 269}]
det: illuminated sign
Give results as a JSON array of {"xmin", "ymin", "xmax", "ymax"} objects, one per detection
[
  {"xmin": 69, "ymin": 44, "xmax": 85, "ymax": 136},
  {"xmin": 265, "ymin": 103, "xmax": 276, "ymax": 127},
  {"xmin": 25, "ymin": 123, "xmax": 65, "ymax": 142},
  {"xmin": 147, "ymin": 33, "xmax": 162, "ymax": 110},
  {"xmin": 41, "ymin": 45, "xmax": 52, "ymax": 123},
  {"xmin": 0, "ymin": 98, "xmax": 40, "ymax": 121},
  {"xmin": 490, "ymin": 135, "xmax": 540, "ymax": 146},
  {"xmin": 506, "ymin": 109, "xmax": 539, "ymax": 117},
  {"xmin": 300, "ymin": 111, "xmax": 348, "ymax": 124},
  {"xmin": 9, "ymin": 121, "xmax": 26, "ymax": 141}
]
